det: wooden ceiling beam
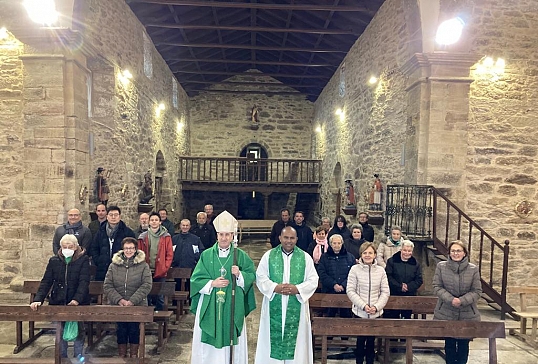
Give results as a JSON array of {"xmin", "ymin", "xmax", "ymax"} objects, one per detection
[
  {"xmin": 145, "ymin": 23, "xmax": 358, "ymax": 35},
  {"xmin": 176, "ymin": 80, "xmax": 323, "ymax": 88},
  {"xmin": 182, "ymin": 88, "xmax": 316, "ymax": 97},
  {"xmin": 127, "ymin": 0, "xmax": 375, "ymax": 13},
  {"xmin": 157, "ymin": 41, "xmax": 347, "ymax": 53},
  {"xmin": 167, "ymin": 57, "xmax": 335, "ymax": 67},
  {"xmin": 174, "ymin": 70, "xmax": 330, "ymax": 79}
]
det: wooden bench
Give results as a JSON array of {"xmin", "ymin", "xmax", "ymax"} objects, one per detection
[
  {"xmin": 312, "ymin": 317, "xmax": 505, "ymax": 364},
  {"xmin": 16, "ymin": 281, "xmax": 104, "ymax": 354},
  {"xmin": 508, "ymin": 286, "xmax": 538, "ymax": 348},
  {"xmin": 166, "ymin": 268, "xmax": 192, "ymax": 323},
  {"xmin": 309, "ymin": 293, "xmax": 440, "ymax": 361},
  {"xmin": 0, "ymin": 305, "xmax": 153, "ymax": 364},
  {"xmin": 238, "ymin": 220, "xmax": 274, "ymax": 240}
]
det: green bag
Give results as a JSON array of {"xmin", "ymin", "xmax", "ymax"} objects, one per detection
[{"xmin": 62, "ymin": 321, "xmax": 78, "ymax": 342}]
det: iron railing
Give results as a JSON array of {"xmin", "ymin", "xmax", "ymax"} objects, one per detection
[
  {"xmin": 178, "ymin": 156, "xmax": 322, "ymax": 184},
  {"xmin": 385, "ymin": 184, "xmax": 513, "ymax": 319}
]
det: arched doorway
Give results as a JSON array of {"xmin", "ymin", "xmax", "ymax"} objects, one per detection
[
  {"xmin": 239, "ymin": 143, "xmax": 268, "ymax": 182},
  {"xmin": 238, "ymin": 143, "xmax": 268, "ymax": 219}
]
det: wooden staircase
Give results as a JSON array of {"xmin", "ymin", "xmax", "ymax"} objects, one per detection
[{"xmin": 386, "ymin": 185, "xmax": 516, "ymax": 320}]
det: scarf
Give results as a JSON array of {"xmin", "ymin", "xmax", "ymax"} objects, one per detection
[
  {"xmin": 313, "ymin": 237, "xmax": 328, "ymax": 264},
  {"xmin": 106, "ymin": 222, "xmax": 119, "ymax": 238},
  {"xmin": 65, "ymin": 221, "xmax": 82, "ymax": 235},
  {"xmin": 389, "ymin": 237, "xmax": 402, "ymax": 246},
  {"xmin": 268, "ymin": 247, "xmax": 305, "ymax": 360},
  {"xmin": 148, "ymin": 226, "xmax": 165, "ymax": 268}
]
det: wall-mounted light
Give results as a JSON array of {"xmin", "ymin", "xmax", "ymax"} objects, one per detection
[
  {"xmin": 176, "ymin": 120, "xmax": 184, "ymax": 132},
  {"xmin": 368, "ymin": 76, "xmax": 378, "ymax": 85},
  {"xmin": 155, "ymin": 103, "xmax": 166, "ymax": 117},
  {"xmin": 118, "ymin": 69, "xmax": 133, "ymax": 86},
  {"xmin": 475, "ymin": 56, "xmax": 506, "ymax": 81},
  {"xmin": 0, "ymin": 27, "xmax": 8, "ymax": 40},
  {"xmin": 315, "ymin": 125, "xmax": 322, "ymax": 133},
  {"xmin": 436, "ymin": 17, "xmax": 465, "ymax": 45},
  {"xmin": 24, "ymin": 0, "xmax": 58, "ymax": 26},
  {"xmin": 335, "ymin": 108, "xmax": 343, "ymax": 116}
]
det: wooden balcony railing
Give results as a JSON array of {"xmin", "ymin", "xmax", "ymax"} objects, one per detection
[{"xmin": 178, "ymin": 156, "xmax": 322, "ymax": 184}]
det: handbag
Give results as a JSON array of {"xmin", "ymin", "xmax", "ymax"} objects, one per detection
[{"xmin": 62, "ymin": 321, "xmax": 79, "ymax": 342}]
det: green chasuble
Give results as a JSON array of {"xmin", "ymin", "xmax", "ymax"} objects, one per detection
[
  {"xmin": 268, "ymin": 247, "xmax": 306, "ymax": 360},
  {"xmin": 190, "ymin": 244, "xmax": 256, "ymax": 348}
]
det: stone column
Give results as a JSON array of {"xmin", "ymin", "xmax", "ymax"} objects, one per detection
[
  {"xmin": 402, "ymin": 52, "xmax": 480, "ymax": 202},
  {"xmin": 13, "ymin": 27, "xmax": 91, "ymax": 276}
]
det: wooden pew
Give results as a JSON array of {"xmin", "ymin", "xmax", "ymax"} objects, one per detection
[
  {"xmin": 508, "ymin": 286, "xmax": 538, "ymax": 348},
  {"xmin": 237, "ymin": 220, "xmax": 274, "ymax": 241},
  {"xmin": 312, "ymin": 317, "xmax": 505, "ymax": 364},
  {"xmin": 166, "ymin": 268, "xmax": 192, "ymax": 323},
  {"xmin": 16, "ymin": 281, "xmax": 104, "ymax": 354},
  {"xmin": 308, "ymin": 293, "xmax": 440, "ymax": 361},
  {"xmin": 150, "ymin": 281, "xmax": 175, "ymax": 353},
  {"xmin": 0, "ymin": 305, "xmax": 153, "ymax": 364}
]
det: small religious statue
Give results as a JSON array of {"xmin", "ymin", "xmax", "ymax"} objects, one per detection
[
  {"xmin": 251, "ymin": 106, "xmax": 259, "ymax": 123},
  {"xmin": 140, "ymin": 170, "xmax": 154, "ymax": 204},
  {"xmin": 96, "ymin": 167, "xmax": 110, "ymax": 206},
  {"xmin": 344, "ymin": 179, "xmax": 356, "ymax": 207},
  {"xmin": 368, "ymin": 173, "xmax": 383, "ymax": 211}
]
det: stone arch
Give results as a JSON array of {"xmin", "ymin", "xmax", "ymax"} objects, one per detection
[{"xmin": 236, "ymin": 140, "xmax": 273, "ymax": 158}]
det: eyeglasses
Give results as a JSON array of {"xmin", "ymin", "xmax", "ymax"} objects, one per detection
[
  {"xmin": 108, "ymin": 213, "xmax": 120, "ymax": 217},
  {"xmin": 450, "ymin": 249, "xmax": 464, "ymax": 254},
  {"xmin": 123, "ymin": 247, "xmax": 136, "ymax": 251}
]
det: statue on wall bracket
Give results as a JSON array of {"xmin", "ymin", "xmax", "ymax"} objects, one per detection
[
  {"xmin": 250, "ymin": 105, "xmax": 260, "ymax": 130},
  {"xmin": 342, "ymin": 179, "xmax": 357, "ymax": 217},
  {"xmin": 96, "ymin": 167, "xmax": 110, "ymax": 206}
]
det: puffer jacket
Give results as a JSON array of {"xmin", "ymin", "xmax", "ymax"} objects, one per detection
[
  {"xmin": 103, "ymin": 250, "xmax": 152, "ymax": 306},
  {"xmin": 347, "ymin": 258, "xmax": 389, "ymax": 318},
  {"xmin": 317, "ymin": 245, "xmax": 356, "ymax": 293},
  {"xmin": 386, "ymin": 252, "xmax": 423, "ymax": 296},
  {"xmin": 34, "ymin": 247, "xmax": 90, "ymax": 306},
  {"xmin": 433, "ymin": 256, "xmax": 482, "ymax": 321},
  {"xmin": 377, "ymin": 237, "xmax": 404, "ymax": 268}
]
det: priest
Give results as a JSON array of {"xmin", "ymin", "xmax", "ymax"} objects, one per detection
[
  {"xmin": 190, "ymin": 210, "xmax": 256, "ymax": 364},
  {"xmin": 255, "ymin": 226, "xmax": 319, "ymax": 364}
]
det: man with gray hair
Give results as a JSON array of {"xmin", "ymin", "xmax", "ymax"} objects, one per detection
[
  {"xmin": 134, "ymin": 213, "xmax": 150, "ymax": 236},
  {"xmin": 190, "ymin": 211, "xmax": 217, "ymax": 248},
  {"xmin": 52, "ymin": 208, "xmax": 92, "ymax": 255}
]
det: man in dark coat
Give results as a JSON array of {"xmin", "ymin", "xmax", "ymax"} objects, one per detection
[
  {"xmin": 158, "ymin": 208, "xmax": 175, "ymax": 236},
  {"xmin": 291, "ymin": 211, "xmax": 313, "ymax": 252},
  {"xmin": 52, "ymin": 208, "xmax": 92, "ymax": 255},
  {"xmin": 172, "ymin": 219, "xmax": 205, "ymax": 269},
  {"xmin": 190, "ymin": 211, "xmax": 217, "ymax": 248},
  {"xmin": 91, "ymin": 206, "xmax": 136, "ymax": 281},
  {"xmin": 88, "ymin": 203, "xmax": 107, "ymax": 238},
  {"xmin": 269, "ymin": 208, "xmax": 292, "ymax": 248},
  {"xmin": 358, "ymin": 212, "xmax": 375, "ymax": 242}
]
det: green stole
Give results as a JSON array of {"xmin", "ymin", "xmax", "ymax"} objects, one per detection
[
  {"xmin": 268, "ymin": 247, "xmax": 305, "ymax": 360},
  {"xmin": 190, "ymin": 244, "xmax": 256, "ymax": 349}
]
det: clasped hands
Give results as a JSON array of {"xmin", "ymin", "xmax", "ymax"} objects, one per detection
[
  {"xmin": 118, "ymin": 299, "xmax": 134, "ymax": 306},
  {"xmin": 364, "ymin": 304, "xmax": 377, "ymax": 315},
  {"xmin": 451, "ymin": 297, "xmax": 462, "ymax": 307},
  {"xmin": 275, "ymin": 283, "xmax": 299, "ymax": 296},
  {"xmin": 211, "ymin": 265, "xmax": 241, "ymax": 288}
]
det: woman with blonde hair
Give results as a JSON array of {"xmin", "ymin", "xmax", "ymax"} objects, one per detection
[{"xmin": 347, "ymin": 242, "xmax": 389, "ymax": 364}]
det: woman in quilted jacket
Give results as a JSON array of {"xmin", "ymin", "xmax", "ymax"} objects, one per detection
[
  {"xmin": 347, "ymin": 242, "xmax": 390, "ymax": 364},
  {"xmin": 433, "ymin": 240, "xmax": 482, "ymax": 364},
  {"xmin": 104, "ymin": 237, "xmax": 152, "ymax": 358}
]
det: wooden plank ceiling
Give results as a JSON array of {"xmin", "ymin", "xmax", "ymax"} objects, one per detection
[{"xmin": 126, "ymin": 0, "xmax": 386, "ymax": 101}]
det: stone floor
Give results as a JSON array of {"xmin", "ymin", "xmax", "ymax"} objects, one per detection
[{"xmin": 0, "ymin": 238, "xmax": 536, "ymax": 363}]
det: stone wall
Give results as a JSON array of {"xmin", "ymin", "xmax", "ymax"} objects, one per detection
[
  {"xmin": 189, "ymin": 71, "xmax": 314, "ymax": 158},
  {"xmin": 0, "ymin": 0, "xmax": 190, "ymax": 295},
  {"xmin": 313, "ymin": 0, "xmax": 418, "ymax": 241},
  {"xmin": 442, "ymin": 0, "xmax": 538, "ymax": 300}
]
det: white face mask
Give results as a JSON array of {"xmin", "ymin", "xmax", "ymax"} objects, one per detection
[{"xmin": 62, "ymin": 249, "xmax": 75, "ymax": 258}]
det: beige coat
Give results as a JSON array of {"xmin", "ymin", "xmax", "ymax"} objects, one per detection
[{"xmin": 347, "ymin": 258, "xmax": 390, "ymax": 318}]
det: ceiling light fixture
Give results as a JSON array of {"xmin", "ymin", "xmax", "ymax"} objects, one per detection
[
  {"xmin": 23, "ymin": 0, "xmax": 58, "ymax": 26},
  {"xmin": 436, "ymin": 17, "xmax": 465, "ymax": 45}
]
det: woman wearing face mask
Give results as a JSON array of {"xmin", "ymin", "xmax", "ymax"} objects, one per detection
[
  {"xmin": 433, "ymin": 240, "xmax": 481, "ymax": 364},
  {"xmin": 30, "ymin": 234, "xmax": 90, "ymax": 359},
  {"xmin": 104, "ymin": 237, "xmax": 152, "ymax": 358},
  {"xmin": 377, "ymin": 226, "xmax": 404, "ymax": 268}
]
